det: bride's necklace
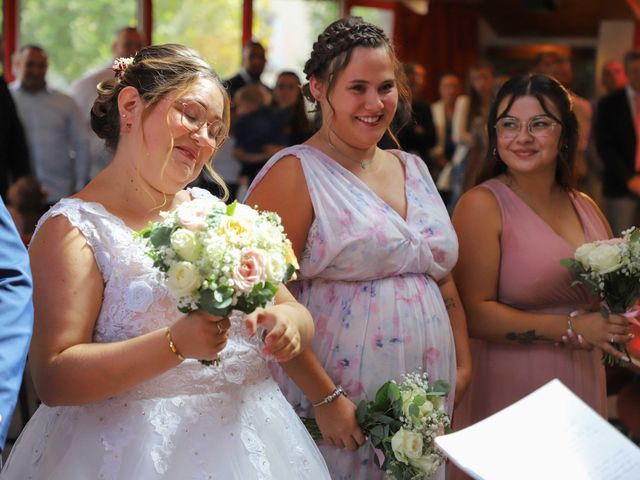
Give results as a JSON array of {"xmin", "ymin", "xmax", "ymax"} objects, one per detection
[{"xmin": 326, "ymin": 131, "xmax": 374, "ymax": 170}]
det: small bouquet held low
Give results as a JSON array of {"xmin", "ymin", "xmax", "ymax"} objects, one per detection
[
  {"xmin": 137, "ymin": 197, "xmax": 298, "ymax": 365},
  {"xmin": 304, "ymin": 372, "xmax": 451, "ymax": 479},
  {"xmin": 561, "ymin": 227, "xmax": 640, "ymax": 367}
]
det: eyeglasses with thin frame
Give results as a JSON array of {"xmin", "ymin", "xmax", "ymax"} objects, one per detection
[
  {"xmin": 494, "ymin": 115, "xmax": 561, "ymax": 140},
  {"xmin": 174, "ymin": 100, "xmax": 227, "ymax": 148}
]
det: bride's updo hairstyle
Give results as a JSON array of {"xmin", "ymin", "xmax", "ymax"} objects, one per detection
[
  {"xmin": 91, "ymin": 44, "xmax": 230, "ymax": 190},
  {"xmin": 302, "ymin": 16, "xmax": 411, "ymax": 128}
]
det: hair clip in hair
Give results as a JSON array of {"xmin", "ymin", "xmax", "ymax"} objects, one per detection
[{"xmin": 112, "ymin": 56, "xmax": 134, "ymax": 79}]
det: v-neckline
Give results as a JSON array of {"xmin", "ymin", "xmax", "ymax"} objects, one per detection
[
  {"xmin": 301, "ymin": 145, "xmax": 411, "ymax": 224},
  {"xmin": 494, "ymin": 179, "xmax": 588, "ymax": 250}
]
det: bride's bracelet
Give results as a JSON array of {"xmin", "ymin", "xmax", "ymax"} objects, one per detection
[
  {"xmin": 313, "ymin": 385, "xmax": 347, "ymax": 407},
  {"xmin": 165, "ymin": 327, "xmax": 185, "ymax": 362}
]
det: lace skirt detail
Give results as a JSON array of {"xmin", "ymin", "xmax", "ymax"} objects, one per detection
[{"xmin": 0, "ymin": 377, "xmax": 329, "ymax": 480}]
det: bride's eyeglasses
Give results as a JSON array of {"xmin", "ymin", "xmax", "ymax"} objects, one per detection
[
  {"xmin": 495, "ymin": 115, "xmax": 561, "ymax": 140},
  {"xmin": 174, "ymin": 100, "xmax": 228, "ymax": 148}
]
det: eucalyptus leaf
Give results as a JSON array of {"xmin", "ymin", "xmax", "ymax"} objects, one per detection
[{"xmin": 149, "ymin": 226, "xmax": 173, "ymax": 248}]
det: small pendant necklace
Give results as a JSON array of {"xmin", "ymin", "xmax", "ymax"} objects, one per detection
[{"xmin": 326, "ymin": 131, "xmax": 374, "ymax": 170}]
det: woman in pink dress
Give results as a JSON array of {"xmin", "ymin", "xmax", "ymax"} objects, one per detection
[
  {"xmin": 452, "ymin": 74, "xmax": 633, "ymax": 477},
  {"xmin": 246, "ymin": 16, "xmax": 472, "ymax": 479}
]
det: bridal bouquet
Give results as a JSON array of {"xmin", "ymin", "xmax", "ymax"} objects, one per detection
[
  {"xmin": 137, "ymin": 198, "xmax": 298, "ymax": 364},
  {"xmin": 303, "ymin": 372, "xmax": 451, "ymax": 479},
  {"xmin": 561, "ymin": 227, "xmax": 640, "ymax": 367}
]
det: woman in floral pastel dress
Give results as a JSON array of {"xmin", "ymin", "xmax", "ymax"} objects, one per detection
[{"xmin": 246, "ymin": 17, "xmax": 472, "ymax": 479}]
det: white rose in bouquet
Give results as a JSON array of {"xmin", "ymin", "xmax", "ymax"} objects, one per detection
[
  {"xmin": 234, "ymin": 203, "xmax": 261, "ymax": 222},
  {"xmin": 408, "ymin": 453, "xmax": 442, "ymax": 476},
  {"xmin": 167, "ymin": 261, "xmax": 202, "ymax": 297},
  {"xmin": 170, "ymin": 229, "xmax": 200, "ymax": 262},
  {"xmin": 574, "ymin": 242, "xmax": 597, "ymax": 266},
  {"xmin": 391, "ymin": 427, "xmax": 424, "ymax": 463},
  {"xmin": 264, "ymin": 250, "xmax": 287, "ymax": 283},
  {"xmin": 586, "ymin": 243, "xmax": 623, "ymax": 274}
]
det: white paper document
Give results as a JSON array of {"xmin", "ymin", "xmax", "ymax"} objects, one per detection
[{"xmin": 436, "ymin": 379, "xmax": 640, "ymax": 480}]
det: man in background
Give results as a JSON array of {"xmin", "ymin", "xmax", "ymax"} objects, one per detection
[
  {"xmin": 224, "ymin": 40, "xmax": 268, "ymax": 101},
  {"xmin": 11, "ymin": 45, "xmax": 89, "ymax": 205},
  {"xmin": 69, "ymin": 27, "xmax": 144, "ymax": 178},
  {"xmin": 596, "ymin": 50, "xmax": 640, "ymax": 235},
  {"xmin": 0, "ymin": 36, "xmax": 30, "ymax": 201},
  {"xmin": 601, "ymin": 60, "xmax": 627, "ymax": 96}
]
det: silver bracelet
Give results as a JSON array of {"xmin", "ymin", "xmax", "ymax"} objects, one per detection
[
  {"xmin": 567, "ymin": 310, "xmax": 579, "ymax": 333},
  {"xmin": 312, "ymin": 385, "xmax": 347, "ymax": 407}
]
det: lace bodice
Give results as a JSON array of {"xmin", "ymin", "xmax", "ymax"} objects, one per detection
[
  {"xmin": 33, "ymin": 191, "xmax": 271, "ymax": 400},
  {"xmin": 3, "ymin": 191, "xmax": 330, "ymax": 479}
]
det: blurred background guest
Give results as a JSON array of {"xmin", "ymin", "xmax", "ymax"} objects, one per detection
[
  {"xmin": 10, "ymin": 45, "xmax": 89, "ymax": 205},
  {"xmin": 69, "ymin": 27, "xmax": 144, "ymax": 179},
  {"xmin": 432, "ymin": 72, "xmax": 462, "ymax": 204}
]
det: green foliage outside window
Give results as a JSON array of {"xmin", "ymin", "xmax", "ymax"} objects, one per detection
[
  {"xmin": 20, "ymin": 0, "xmax": 137, "ymax": 88},
  {"xmin": 153, "ymin": 0, "xmax": 248, "ymax": 80}
]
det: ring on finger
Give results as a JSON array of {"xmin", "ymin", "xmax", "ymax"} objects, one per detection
[
  {"xmin": 609, "ymin": 335, "xmax": 615, "ymax": 344},
  {"xmin": 217, "ymin": 323, "xmax": 224, "ymax": 335}
]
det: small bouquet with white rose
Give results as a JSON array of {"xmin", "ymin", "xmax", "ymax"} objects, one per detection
[
  {"xmin": 303, "ymin": 371, "xmax": 451, "ymax": 479},
  {"xmin": 561, "ymin": 227, "xmax": 640, "ymax": 367},
  {"xmin": 137, "ymin": 197, "xmax": 299, "ymax": 365}
]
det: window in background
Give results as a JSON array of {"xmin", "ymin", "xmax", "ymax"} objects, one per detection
[
  {"xmin": 153, "ymin": 0, "xmax": 244, "ymax": 81},
  {"xmin": 254, "ymin": 0, "xmax": 339, "ymax": 86},
  {"xmin": 351, "ymin": 6, "xmax": 394, "ymax": 39},
  {"xmin": 20, "ymin": 0, "xmax": 137, "ymax": 89}
]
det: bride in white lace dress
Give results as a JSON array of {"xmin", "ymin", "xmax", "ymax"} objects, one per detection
[{"xmin": 0, "ymin": 44, "xmax": 329, "ymax": 480}]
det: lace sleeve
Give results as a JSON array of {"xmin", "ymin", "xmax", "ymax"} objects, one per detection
[{"xmin": 32, "ymin": 199, "xmax": 113, "ymax": 279}]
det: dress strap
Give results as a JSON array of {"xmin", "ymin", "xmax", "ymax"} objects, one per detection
[{"xmin": 32, "ymin": 199, "xmax": 124, "ymax": 278}]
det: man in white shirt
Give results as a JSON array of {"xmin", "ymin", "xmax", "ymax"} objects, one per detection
[
  {"xmin": 10, "ymin": 45, "xmax": 89, "ymax": 204},
  {"xmin": 68, "ymin": 27, "xmax": 143, "ymax": 178}
]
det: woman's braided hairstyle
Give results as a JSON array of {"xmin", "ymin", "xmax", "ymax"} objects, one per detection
[{"xmin": 302, "ymin": 16, "xmax": 411, "ymax": 130}]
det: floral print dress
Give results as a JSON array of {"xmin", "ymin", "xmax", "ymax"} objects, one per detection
[{"xmin": 249, "ymin": 145, "xmax": 458, "ymax": 480}]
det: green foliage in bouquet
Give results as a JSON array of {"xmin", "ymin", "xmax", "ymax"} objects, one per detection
[{"xmin": 303, "ymin": 372, "xmax": 451, "ymax": 479}]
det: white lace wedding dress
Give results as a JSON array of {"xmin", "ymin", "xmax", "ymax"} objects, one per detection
[{"xmin": 0, "ymin": 191, "xmax": 330, "ymax": 480}]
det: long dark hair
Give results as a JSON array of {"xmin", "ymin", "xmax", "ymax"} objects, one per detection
[{"xmin": 475, "ymin": 74, "xmax": 579, "ymax": 189}]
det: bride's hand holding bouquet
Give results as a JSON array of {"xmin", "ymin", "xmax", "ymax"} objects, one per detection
[{"xmin": 137, "ymin": 196, "xmax": 301, "ymax": 365}]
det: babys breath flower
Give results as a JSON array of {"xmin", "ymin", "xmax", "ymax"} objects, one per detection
[
  {"xmin": 170, "ymin": 229, "xmax": 200, "ymax": 262},
  {"xmin": 391, "ymin": 428, "xmax": 424, "ymax": 464},
  {"xmin": 231, "ymin": 248, "xmax": 266, "ymax": 292},
  {"xmin": 167, "ymin": 261, "xmax": 202, "ymax": 298},
  {"xmin": 203, "ymin": 231, "xmax": 227, "ymax": 259}
]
